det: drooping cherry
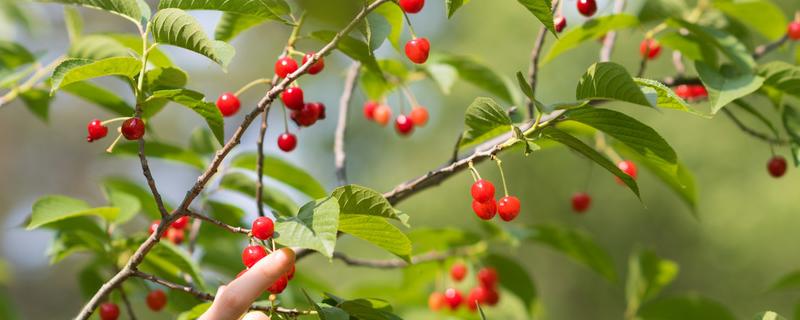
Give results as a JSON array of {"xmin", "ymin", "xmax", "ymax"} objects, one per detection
[
  {"xmin": 788, "ymin": 21, "xmax": 800, "ymax": 40},
  {"xmin": 477, "ymin": 267, "xmax": 498, "ymax": 288},
  {"xmin": 640, "ymin": 39, "xmax": 662, "ymax": 60},
  {"xmin": 99, "ymin": 302, "xmax": 120, "ymax": 320},
  {"xmin": 615, "ymin": 160, "xmax": 638, "ymax": 184},
  {"xmin": 471, "ymin": 179, "xmax": 496, "ymax": 203},
  {"xmin": 497, "ymin": 196, "xmax": 521, "ymax": 221},
  {"xmin": 466, "ymin": 286, "xmax": 489, "ymax": 312},
  {"xmin": 577, "ymin": 0, "xmax": 597, "ymax": 17},
  {"xmin": 373, "ymin": 104, "xmax": 392, "ymax": 126},
  {"xmin": 307, "ymin": 102, "xmax": 326, "ymax": 120},
  {"xmin": 171, "ymin": 216, "xmax": 190, "ymax": 230},
  {"xmin": 428, "ymin": 292, "xmax": 447, "ymax": 311},
  {"xmin": 674, "ymin": 85, "xmax": 692, "ymax": 100},
  {"xmin": 86, "ymin": 119, "xmax": 108, "ymax": 142},
  {"xmin": 121, "ymin": 117, "xmax": 145, "ymax": 140},
  {"xmin": 409, "ymin": 106, "xmax": 429, "ymax": 126},
  {"xmin": 267, "ymin": 275, "xmax": 289, "ymax": 294},
  {"xmin": 363, "ymin": 101, "xmax": 379, "ymax": 120},
  {"xmin": 216, "ymin": 92, "xmax": 241, "ymax": 117},
  {"xmin": 146, "ymin": 289, "xmax": 168, "ymax": 312},
  {"xmin": 572, "ymin": 192, "xmax": 591, "ymax": 213},
  {"xmin": 242, "ymin": 245, "xmax": 267, "ymax": 268},
  {"xmin": 251, "ymin": 217, "xmax": 275, "ymax": 240},
  {"xmin": 281, "ymin": 87, "xmax": 305, "ymax": 110},
  {"xmin": 399, "ymin": 0, "xmax": 425, "ymax": 13},
  {"xmin": 277, "ymin": 133, "xmax": 297, "ymax": 152},
  {"xmin": 405, "ymin": 37, "xmax": 430, "ymax": 64},
  {"xmin": 554, "ymin": 16, "xmax": 567, "ymax": 33},
  {"xmin": 472, "ymin": 199, "xmax": 497, "ymax": 220},
  {"xmin": 768, "ymin": 156, "xmax": 788, "ymax": 178},
  {"xmin": 450, "ymin": 263, "xmax": 467, "ymax": 282},
  {"xmin": 485, "ymin": 287, "xmax": 500, "ymax": 306},
  {"xmin": 443, "ymin": 288, "xmax": 463, "ymax": 310},
  {"xmin": 395, "ymin": 114, "xmax": 414, "ymax": 136},
  {"xmin": 275, "ymin": 57, "xmax": 298, "ymax": 78},
  {"xmin": 302, "ymin": 52, "xmax": 325, "ymax": 75},
  {"xmin": 291, "ymin": 104, "xmax": 319, "ymax": 127}
]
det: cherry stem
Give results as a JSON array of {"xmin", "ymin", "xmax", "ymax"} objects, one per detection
[
  {"xmin": 400, "ymin": 85, "xmax": 419, "ymax": 107},
  {"xmin": 235, "ymin": 78, "xmax": 273, "ymax": 96},
  {"xmin": 493, "ymin": 156, "xmax": 509, "ymax": 197},
  {"xmin": 101, "ymin": 117, "xmax": 130, "ymax": 126},
  {"xmin": 281, "ymin": 103, "xmax": 289, "ymax": 133},
  {"xmin": 271, "ymin": 238, "xmax": 277, "ymax": 252},
  {"xmin": 594, "ymin": 132, "xmax": 623, "ymax": 163},
  {"xmin": 401, "ymin": 10, "xmax": 418, "ymax": 38},
  {"xmin": 467, "ymin": 161, "xmax": 481, "ymax": 181},
  {"xmin": 105, "ymin": 132, "xmax": 124, "ymax": 153}
]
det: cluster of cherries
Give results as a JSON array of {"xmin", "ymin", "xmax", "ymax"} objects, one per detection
[
  {"xmin": 399, "ymin": 0, "xmax": 431, "ymax": 64},
  {"xmin": 362, "ymin": 101, "xmax": 429, "ymax": 136},
  {"xmin": 428, "ymin": 264, "xmax": 500, "ymax": 312},
  {"xmin": 470, "ymin": 179, "xmax": 521, "ymax": 222},
  {"xmin": 147, "ymin": 215, "xmax": 191, "ymax": 245},
  {"xmin": 86, "ymin": 117, "xmax": 146, "ymax": 143},
  {"xmin": 99, "ymin": 289, "xmax": 167, "ymax": 320},
  {"xmin": 239, "ymin": 217, "xmax": 295, "ymax": 295}
]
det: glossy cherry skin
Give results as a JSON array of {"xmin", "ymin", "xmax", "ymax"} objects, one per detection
[
  {"xmin": 572, "ymin": 192, "xmax": 592, "ymax": 213},
  {"xmin": 373, "ymin": 105, "xmax": 392, "ymax": 126},
  {"xmin": 690, "ymin": 85, "xmax": 708, "ymax": 99},
  {"xmin": 470, "ymin": 179, "xmax": 495, "ymax": 203},
  {"xmin": 466, "ymin": 286, "xmax": 489, "ymax": 312},
  {"xmin": 99, "ymin": 303, "xmax": 120, "ymax": 320},
  {"xmin": 275, "ymin": 57, "xmax": 298, "ymax": 78},
  {"xmin": 251, "ymin": 217, "xmax": 275, "ymax": 240},
  {"xmin": 450, "ymin": 263, "xmax": 467, "ymax": 282},
  {"xmin": 497, "ymin": 196, "xmax": 521, "ymax": 221},
  {"xmin": 363, "ymin": 101, "xmax": 379, "ymax": 120},
  {"xmin": 477, "ymin": 267, "xmax": 498, "ymax": 288},
  {"xmin": 171, "ymin": 216, "xmax": 189, "ymax": 230},
  {"xmin": 148, "ymin": 220, "xmax": 165, "ymax": 236},
  {"xmin": 121, "ymin": 117, "xmax": 145, "ymax": 140},
  {"xmin": 242, "ymin": 245, "xmax": 267, "ymax": 268},
  {"xmin": 472, "ymin": 199, "xmax": 497, "ymax": 220},
  {"xmin": 788, "ymin": 22, "xmax": 800, "ymax": 40},
  {"xmin": 485, "ymin": 287, "xmax": 500, "ymax": 306},
  {"xmin": 86, "ymin": 119, "xmax": 108, "ymax": 142},
  {"xmin": 428, "ymin": 292, "xmax": 447, "ymax": 311},
  {"xmin": 640, "ymin": 39, "xmax": 662, "ymax": 59},
  {"xmin": 615, "ymin": 160, "xmax": 638, "ymax": 185},
  {"xmin": 216, "ymin": 92, "xmax": 241, "ymax": 117},
  {"xmin": 409, "ymin": 106, "xmax": 429, "ymax": 126},
  {"xmin": 443, "ymin": 288, "xmax": 463, "ymax": 310},
  {"xmin": 307, "ymin": 102, "xmax": 326, "ymax": 120},
  {"xmin": 399, "ymin": 0, "xmax": 424, "ymax": 13},
  {"xmin": 146, "ymin": 289, "xmax": 167, "ymax": 311},
  {"xmin": 577, "ymin": 0, "xmax": 597, "ymax": 17},
  {"xmin": 768, "ymin": 156, "xmax": 788, "ymax": 178},
  {"xmin": 167, "ymin": 228, "xmax": 184, "ymax": 245},
  {"xmin": 395, "ymin": 114, "xmax": 414, "ymax": 135},
  {"xmin": 267, "ymin": 275, "xmax": 289, "ymax": 294},
  {"xmin": 674, "ymin": 85, "xmax": 692, "ymax": 99},
  {"xmin": 405, "ymin": 37, "xmax": 430, "ymax": 64},
  {"xmin": 302, "ymin": 52, "xmax": 325, "ymax": 74},
  {"xmin": 554, "ymin": 16, "xmax": 567, "ymax": 33},
  {"xmin": 277, "ymin": 133, "xmax": 297, "ymax": 152},
  {"xmin": 281, "ymin": 87, "xmax": 305, "ymax": 110}
]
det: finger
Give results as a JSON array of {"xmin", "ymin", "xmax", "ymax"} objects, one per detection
[
  {"xmin": 242, "ymin": 311, "xmax": 271, "ymax": 320},
  {"xmin": 200, "ymin": 248, "xmax": 294, "ymax": 320}
]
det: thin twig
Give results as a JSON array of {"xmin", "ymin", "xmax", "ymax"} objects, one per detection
[
  {"xmin": 526, "ymin": 0, "xmax": 559, "ymax": 118},
  {"xmin": 187, "ymin": 211, "xmax": 251, "ymax": 235},
  {"xmin": 721, "ymin": 108, "xmax": 790, "ymax": 145},
  {"xmin": 137, "ymin": 139, "xmax": 169, "ymax": 218},
  {"xmin": 332, "ymin": 245, "xmax": 482, "ymax": 269},
  {"xmin": 599, "ymin": 0, "xmax": 626, "ymax": 62},
  {"xmin": 335, "ymin": 62, "xmax": 361, "ymax": 186},
  {"xmin": 753, "ymin": 35, "xmax": 789, "ymax": 60},
  {"xmin": 449, "ymin": 133, "xmax": 464, "ymax": 164}
]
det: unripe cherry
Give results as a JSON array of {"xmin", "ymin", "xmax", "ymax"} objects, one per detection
[
  {"xmin": 267, "ymin": 275, "xmax": 289, "ymax": 294},
  {"xmin": 395, "ymin": 114, "xmax": 414, "ymax": 135},
  {"xmin": 302, "ymin": 52, "xmax": 325, "ymax": 74},
  {"xmin": 470, "ymin": 179, "xmax": 495, "ymax": 203},
  {"xmin": 399, "ymin": 0, "xmax": 424, "ymax": 13},
  {"xmin": 572, "ymin": 192, "xmax": 592, "ymax": 213},
  {"xmin": 363, "ymin": 101, "xmax": 379, "ymax": 120},
  {"xmin": 640, "ymin": 39, "xmax": 662, "ymax": 59},
  {"xmin": 216, "ymin": 92, "xmax": 241, "ymax": 117},
  {"xmin": 444, "ymin": 288, "xmax": 463, "ymax": 310},
  {"xmin": 768, "ymin": 156, "xmax": 788, "ymax": 178},
  {"xmin": 788, "ymin": 21, "xmax": 800, "ymax": 40},
  {"xmin": 405, "ymin": 37, "xmax": 430, "ymax": 64},
  {"xmin": 428, "ymin": 292, "xmax": 447, "ymax": 311},
  {"xmin": 554, "ymin": 16, "xmax": 567, "ymax": 33},
  {"xmin": 275, "ymin": 57, "xmax": 298, "ymax": 78},
  {"xmin": 409, "ymin": 106, "xmax": 429, "ymax": 126},
  {"xmin": 477, "ymin": 267, "xmax": 498, "ymax": 288},
  {"xmin": 450, "ymin": 263, "xmax": 467, "ymax": 282},
  {"xmin": 146, "ymin": 289, "xmax": 167, "ymax": 311},
  {"xmin": 242, "ymin": 245, "xmax": 267, "ymax": 268},
  {"xmin": 86, "ymin": 119, "xmax": 108, "ymax": 142},
  {"xmin": 277, "ymin": 133, "xmax": 297, "ymax": 152},
  {"xmin": 577, "ymin": 0, "xmax": 597, "ymax": 17},
  {"xmin": 472, "ymin": 199, "xmax": 497, "ymax": 220},
  {"xmin": 99, "ymin": 302, "xmax": 120, "ymax": 320},
  {"xmin": 171, "ymin": 216, "xmax": 189, "ymax": 230},
  {"xmin": 373, "ymin": 104, "xmax": 392, "ymax": 126},
  {"xmin": 281, "ymin": 87, "xmax": 305, "ymax": 110},
  {"xmin": 251, "ymin": 217, "xmax": 275, "ymax": 240},
  {"xmin": 121, "ymin": 117, "xmax": 145, "ymax": 140},
  {"xmin": 497, "ymin": 196, "xmax": 521, "ymax": 221}
]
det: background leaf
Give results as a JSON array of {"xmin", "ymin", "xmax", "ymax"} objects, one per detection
[
  {"xmin": 576, "ymin": 62, "xmax": 652, "ymax": 108},
  {"xmin": 543, "ymin": 14, "xmax": 639, "ymax": 63},
  {"xmin": 151, "ymin": 8, "xmax": 235, "ymax": 68},
  {"xmin": 112, "ymin": 141, "xmax": 206, "ymax": 170},
  {"xmin": 231, "ymin": 153, "xmax": 327, "ymax": 199},
  {"xmin": 460, "ymin": 97, "xmax": 512, "ymax": 148},
  {"xmin": 38, "ymin": 0, "xmax": 150, "ymax": 26},
  {"xmin": 637, "ymin": 295, "xmax": 736, "ymax": 320},
  {"xmin": 625, "ymin": 249, "xmax": 679, "ymax": 314},
  {"xmin": 714, "ymin": 0, "xmax": 787, "ymax": 41},
  {"xmin": 219, "ymin": 172, "xmax": 298, "ymax": 216},
  {"xmin": 515, "ymin": 0, "xmax": 556, "ymax": 36},
  {"xmin": 275, "ymin": 197, "xmax": 340, "ymax": 258},
  {"xmin": 484, "ymin": 254, "xmax": 538, "ymax": 316},
  {"xmin": 427, "ymin": 54, "xmax": 513, "ymax": 103},
  {"xmin": 524, "ymin": 224, "xmax": 617, "ymax": 282},
  {"xmin": 696, "ymin": 62, "xmax": 764, "ymax": 114},
  {"xmin": 27, "ymin": 195, "xmax": 118, "ymax": 229},
  {"xmin": 50, "ymin": 57, "xmax": 141, "ymax": 93}
]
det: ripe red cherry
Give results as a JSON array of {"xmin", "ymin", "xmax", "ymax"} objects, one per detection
[
  {"xmin": 242, "ymin": 245, "xmax": 267, "ymax": 268},
  {"xmin": 443, "ymin": 288, "xmax": 463, "ymax": 310},
  {"xmin": 470, "ymin": 179, "xmax": 495, "ymax": 203},
  {"xmin": 395, "ymin": 114, "xmax": 414, "ymax": 135},
  {"xmin": 373, "ymin": 105, "xmax": 392, "ymax": 126},
  {"xmin": 146, "ymin": 289, "xmax": 167, "ymax": 311},
  {"xmin": 768, "ymin": 156, "xmax": 787, "ymax": 178},
  {"xmin": 277, "ymin": 133, "xmax": 297, "ymax": 152},
  {"xmin": 788, "ymin": 22, "xmax": 800, "ymax": 40},
  {"xmin": 477, "ymin": 267, "xmax": 498, "ymax": 288},
  {"xmin": 572, "ymin": 192, "xmax": 592, "ymax": 213},
  {"xmin": 616, "ymin": 160, "xmax": 638, "ymax": 184},
  {"xmin": 497, "ymin": 196, "xmax": 521, "ymax": 221},
  {"xmin": 428, "ymin": 292, "xmax": 447, "ymax": 311},
  {"xmin": 86, "ymin": 119, "xmax": 108, "ymax": 142},
  {"xmin": 577, "ymin": 0, "xmax": 597, "ymax": 17},
  {"xmin": 307, "ymin": 102, "xmax": 326, "ymax": 120},
  {"xmin": 251, "ymin": 217, "xmax": 275, "ymax": 240},
  {"xmin": 275, "ymin": 57, "xmax": 298, "ymax": 78},
  {"xmin": 399, "ymin": 0, "xmax": 424, "ymax": 13},
  {"xmin": 409, "ymin": 106, "xmax": 429, "ymax": 126},
  {"xmin": 281, "ymin": 87, "xmax": 304, "ymax": 110},
  {"xmin": 286, "ymin": 265, "xmax": 296, "ymax": 280},
  {"xmin": 466, "ymin": 286, "xmax": 489, "ymax": 312},
  {"xmin": 363, "ymin": 101, "xmax": 379, "ymax": 120},
  {"xmin": 554, "ymin": 16, "xmax": 567, "ymax": 33},
  {"xmin": 99, "ymin": 302, "xmax": 120, "ymax": 320},
  {"xmin": 121, "ymin": 117, "xmax": 145, "ymax": 140},
  {"xmin": 450, "ymin": 263, "xmax": 467, "ymax": 282},
  {"xmin": 267, "ymin": 275, "xmax": 289, "ymax": 294},
  {"xmin": 171, "ymin": 216, "xmax": 189, "ymax": 230},
  {"xmin": 405, "ymin": 37, "xmax": 430, "ymax": 64},
  {"xmin": 690, "ymin": 85, "xmax": 707, "ymax": 99},
  {"xmin": 167, "ymin": 228, "xmax": 185, "ymax": 244},
  {"xmin": 674, "ymin": 85, "xmax": 692, "ymax": 99},
  {"xmin": 485, "ymin": 287, "xmax": 500, "ymax": 306},
  {"xmin": 640, "ymin": 39, "xmax": 662, "ymax": 59},
  {"xmin": 472, "ymin": 199, "xmax": 497, "ymax": 220},
  {"xmin": 302, "ymin": 52, "xmax": 325, "ymax": 75},
  {"xmin": 216, "ymin": 92, "xmax": 241, "ymax": 117}
]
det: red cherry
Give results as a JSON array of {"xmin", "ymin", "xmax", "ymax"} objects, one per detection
[
  {"xmin": 470, "ymin": 179, "xmax": 495, "ymax": 203},
  {"xmin": 690, "ymin": 85, "xmax": 707, "ymax": 99},
  {"xmin": 286, "ymin": 265, "xmax": 296, "ymax": 280},
  {"xmin": 275, "ymin": 57, "xmax": 298, "ymax": 78},
  {"xmin": 615, "ymin": 160, "xmax": 638, "ymax": 184},
  {"xmin": 450, "ymin": 263, "xmax": 467, "ymax": 282},
  {"xmin": 395, "ymin": 114, "xmax": 415, "ymax": 135},
  {"xmin": 399, "ymin": 0, "xmax": 424, "ymax": 13},
  {"xmin": 485, "ymin": 287, "xmax": 500, "ymax": 306},
  {"xmin": 121, "ymin": 117, "xmax": 145, "ymax": 140},
  {"xmin": 571, "ymin": 192, "xmax": 592, "ymax": 213},
  {"xmin": 466, "ymin": 286, "xmax": 489, "ymax": 312},
  {"xmin": 472, "ymin": 199, "xmax": 497, "ymax": 220},
  {"xmin": 277, "ymin": 133, "xmax": 297, "ymax": 152},
  {"xmin": 167, "ymin": 228, "xmax": 184, "ymax": 245},
  {"xmin": 409, "ymin": 106, "xmax": 429, "ymax": 126},
  {"xmin": 640, "ymin": 39, "xmax": 661, "ymax": 59},
  {"xmin": 497, "ymin": 196, "xmax": 521, "ymax": 221},
  {"xmin": 788, "ymin": 22, "xmax": 800, "ymax": 40},
  {"xmin": 554, "ymin": 16, "xmax": 567, "ymax": 33},
  {"xmin": 307, "ymin": 102, "xmax": 326, "ymax": 120},
  {"xmin": 251, "ymin": 217, "xmax": 275, "ymax": 240},
  {"xmin": 302, "ymin": 52, "xmax": 325, "ymax": 75},
  {"xmin": 291, "ymin": 103, "xmax": 321, "ymax": 127},
  {"xmin": 216, "ymin": 92, "xmax": 241, "ymax": 117},
  {"xmin": 768, "ymin": 156, "xmax": 787, "ymax": 178},
  {"xmin": 363, "ymin": 101, "xmax": 379, "ymax": 120},
  {"xmin": 577, "ymin": 0, "xmax": 597, "ymax": 17},
  {"xmin": 428, "ymin": 292, "xmax": 447, "ymax": 311},
  {"xmin": 267, "ymin": 275, "xmax": 289, "ymax": 294},
  {"xmin": 148, "ymin": 220, "xmax": 166, "ymax": 237},
  {"xmin": 281, "ymin": 87, "xmax": 305, "ymax": 110},
  {"xmin": 171, "ymin": 216, "xmax": 189, "ymax": 230},
  {"xmin": 86, "ymin": 119, "xmax": 109, "ymax": 142},
  {"xmin": 477, "ymin": 267, "xmax": 498, "ymax": 288},
  {"xmin": 405, "ymin": 37, "xmax": 430, "ymax": 64},
  {"xmin": 242, "ymin": 245, "xmax": 267, "ymax": 268},
  {"xmin": 373, "ymin": 105, "xmax": 392, "ymax": 126},
  {"xmin": 674, "ymin": 85, "xmax": 692, "ymax": 99},
  {"xmin": 146, "ymin": 289, "xmax": 167, "ymax": 312},
  {"xmin": 443, "ymin": 288, "xmax": 463, "ymax": 310},
  {"xmin": 99, "ymin": 302, "xmax": 120, "ymax": 320}
]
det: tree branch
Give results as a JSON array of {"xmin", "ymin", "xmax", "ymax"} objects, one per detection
[
  {"xmin": 332, "ymin": 244, "xmax": 482, "ymax": 269},
  {"xmin": 753, "ymin": 35, "xmax": 789, "ymax": 60},
  {"xmin": 335, "ymin": 62, "xmax": 361, "ymax": 186},
  {"xmin": 187, "ymin": 210, "xmax": 251, "ymax": 235},
  {"xmin": 255, "ymin": 98, "xmax": 274, "ymax": 217},
  {"xmin": 137, "ymin": 139, "xmax": 170, "ymax": 218}
]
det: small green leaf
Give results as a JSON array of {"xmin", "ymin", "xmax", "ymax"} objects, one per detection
[
  {"xmin": 158, "ymin": 0, "xmax": 290, "ymax": 23},
  {"xmin": 48, "ymin": 227, "xmax": 108, "ymax": 263},
  {"xmin": 64, "ymin": 6, "xmax": 83, "ymax": 42},
  {"xmin": 515, "ymin": 0, "xmax": 556, "ymax": 36},
  {"xmin": 338, "ymin": 214, "xmax": 411, "ymax": 261},
  {"xmin": 625, "ymin": 249, "xmax": 679, "ymax": 314},
  {"xmin": 19, "ymin": 88, "xmax": 52, "ymax": 122},
  {"xmin": 445, "ymin": 0, "xmax": 470, "ymax": 18},
  {"xmin": 515, "ymin": 71, "xmax": 537, "ymax": 109},
  {"xmin": 714, "ymin": 0, "xmax": 787, "ymax": 41},
  {"xmin": 635, "ymin": 78, "xmax": 704, "ymax": 116},
  {"xmin": 338, "ymin": 298, "xmax": 401, "ymax": 320},
  {"xmin": 176, "ymin": 303, "xmax": 211, "ymax": 320},
  {"xmin": 576, "ymin": 62, "xmax": 652, "ymax": 108},
  {"xmin": 732, "ymin": 99, "xmax": 779, "ymax": 138},
  {"xmin": 373, "ymin": 4, "xmax": 403, "ymax": 50},
  {"xmin": 0, "ymin": 41, "xmax": 34, "ymax": 69},
  {"xmin": 695, "ymin": 62, "xmax": 764, "ymax": 114},
  {"xmin": 753, "ymin": 311, "xmax": 787, "ymax": 320},
  {"xmin": 102, "ymin": 177, "xmax": 165, "ymax": 220},
  {"xmin": 145, "ymin": 241, "xmax": 207, "ymax": 291},
  {"xmin": 525, "ymin": 224, "xmax": 617, "ymax": 282},
  {"xmin": 219, "ymin": 172, "xmax": 298, "ymax": 216},
  {"xmin": 275, "ymin": 197, "xmax": 340, "ymax": 258},
  {"xmin": 637, "ymin": 295, "xmax": 736, "ymax": 320},
  {"xmin": 215, "ymin": 13, "xmax": 270, "ymax": 42},
  {"xmin": 112, "ymin": 141, "xmax": 206, "ymax": 170},
  {"xmin": 408, "ymin": 227, "xmax": 481, "ymax": 255},
  {"xmin": 331, "ymin": 185, "xmax": 402, "ymax": 222},
  {"xmin": 50, "ymin": 57, "xmax": 142, "ymax": 93},
  {"xmin": 151, "ymin": 8, "xmax": 235, "ymax": 69},
  {"xmin": 657, "ymin": 32, "xmax": 718, "ymax": 65},
  {"xmin": 231, "ymin": 153, "xmax": 327, "ymax": 199},
  {"xmin": 27, "ymin": 195, "xmax": 119, "ymax": 229},
  {"xmin": 758, "ymin": 61, "xmax": 800, "ymax": 99},
  {"xmin": 107, "ymin": 34, "xmax": 174, "ymax": 68},
  {"xmin": 362, "ymin": 13, "xmax": 390, "ymax": 51},
  {"xmin": 61, "ymin": 81, "xmax": 135, "ymax": 116},
  {"xmin": 667, "ymin": 19, "xmax": 755, "ymax": 71},
  {"xmin": 38, "ymin": 0, "xmax": 150, "ymax": 26},
  {"xmin": 188, "ymin": 128, "xmax": 220, "ymax": 155},
  {"xmin": 638, "ymin": 0, "xmax": 686, "ymax": 23},
  {"xmin": 428, "ymin": 54, "xmax": 513, "ymax": 103},
  {"xmin": 144, "ymin": 67, "xmax": 189, "ymax": 91},
  {"xmin": 484, "ymin": 254, "xmax": 538, "ymax": 316},
  {"xmin": 460, "ymin": 97, "xmax": 512, "ymax": 148},
  {"xmin": 148, "ymin": 89, "xmax": 225, "ymax": 144},
  {"xmin": 102, "ymin": 185, "xmax": 141, "ymax": 224},
  {"xmin": 782, "ymin": 105, "xmax": 800, "ymax": 146},
  {"xmin": 543, "ymin": 14, "xmax": 639, "ymax": 63},
  {"xmin": 311, "ymin": 31, "xmax": 382, "ymax": 76}
]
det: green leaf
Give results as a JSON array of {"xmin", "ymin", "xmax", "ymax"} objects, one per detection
[
  {"xmin": 516, "ymin": 71, "xmax": 544, "ymax": 113},
  {"xmin": 188, "ymin": 128, "xmax": 220, "ymax": 155},
  {"xmin": 61, "ymin": 82, "xmax": 135, "ymax": 116},
  {"xmin": 68, "ymin": 35, "xmax": 132, "ymax": 61},
  {"xmin": 625, "ymin": 249, "xmax": 679, "ymax": 314},
  {"xmin": 50, "ymin": 57, "xmax": 142, "ymax": 93},
  {"xmin": 78, "ymin": 264, "xmax": 104, "ymax": 299},
  {"xmin": 525, "ymin": 224, "xmax": 617, "ymax": 282},
  {"xmin": 338, "ymin": 214, "xmax": 411, "ymax": 261},
  {"xmin": 543, "ymin": 14, "xmax": 639, "ymax": 64},
  {"xmin": 657, "ymin": 31, "xmax": 718, "ymax": 65},
  {"xmin": 638, "ymin": 0, "xmax": 686, "ymax": 23},
  {"xmin": 64, "ymin": 6, "xmax": 83, "ymax": 42},
  {"xmin": 143, "ymin": 67, "xmax": 188, "ymax": 94},
  {"xmin": 428, "ymin": 54, "xmax": 513, "ymax": 103},
  {"xmin": 362, "ymin": 13, "xmax": 390, "ymax": 51},
  {"xmin": 460, "ymin": 97, "xmax": 512, "ymax": 148},
  {"xmin": 695, "ymin": 62, "xmax": 764, "ymax": 114},
  {"xmin": 48, "ymin": 228, "xmax": 108, "ymax": 263},
  {"xmin": 158, "ymin": 0, "xmax": 290, "ymax": 22},
  {"xmin": 102, "ymin": 184, "xmax": 141, "ymax": 224},
  {"xmin": 331, "ymin": 185, "xmax": 403, "ymax": 222},
  {"xmin": 667, "ymin": 19, "xmax": 755, "ymax": 71},
  {"xmin": 275, "ymin": 197, "xmax": 340, "ymax": 258},
  {"xmin": 576, "ymin": 62, "xmax": 652, "ymax": 108},
  {"xmin": 19, "ymin": 88, "xmax": 52, "ymax": 122},
  {"xmin": 338, "ymin": 298, "xmax": 401, "ymax": 320},
  {"xmin": 106, "ymin": 34, "xmax": 174, "ymax": 68},
  {"xmin": 637, "ymin": 295, "xmax": 736, "ymax": 320},
  {"xmin": 176, "ymin": 303, "xmax": 211, "ymax": 320},
  {"xmin": 311, "ymin": 31, "xmax": 382, "ymax": 76},
  {"xmin": 302, "ymin": 290, "xmax": 350, "ymax": 320},
  {"xmin": 113, "ymin": 141, "xmax": 206, "ymax": 170},
  {"xmin": 541, "ymin": 127, "xmax": 639, "ymax": 198},
  {"xmin": 27, "ymin": 195, "xmax": 119, "ymax": 229},
  {"xmin": 219, "ymin": 172, "xmax": 298, "ymax": 216},
  {"xmin": 515, "ymin": 0, "xmax": 556, "ymax": 36},
  {"xmin": 714, "ymin": 0, "xmax": 787, "ymax": 41},
  {"xmin": 484, "ymin": 254, "xmax": 538, "ymax": 316},
  {"xmin": 146, "ymin": 241, "xmax": 207, "ymax": 291},
  {"xmin": 37, "ymin": 0, "xmax": 150, "ymax": 26},
  {"xmin": 102, "ymin": 177, "xmax": 164, "ymax": 220},
  {"xmin": 783, "ymin": 105, "xmax": 800, "ymax": 146},
  {"xmin": 758, "ymin": 61, "xmax": 800, "ymax": 99},
  {"xmin": 150, "ymin": 8, "xmax": 235, "ymax": 69},
  {"xmin": 148, "ymin": 89, "xmax": 225, "ymax": 144},
  {"xmin": 754, "ymin": 311, "xmax": 787, "ymax": 320},
  {"xmin": 635, "ymin": 78, "xmax": 704, "ymax": 116},
  {"xmin": 408, "ymin": 227, "xmax": 481, "ymax": 255},
  {"xmin": 0, "ymin": 41, "xmax": 34, "ymax": 70},
  {"xmin": 214, "ymin": 13, "xmax": 268, "ymax": 42},
  {"xmin": 231, "ymin": 153, "xmax": 327, "ymax": 199},
  {"xmin": 373, "ymin": 4, "xmax": 403, "ymax": 50},
  {"xmin": 445, "ymin": 0, "xmax": 470, "ymax": 18}
]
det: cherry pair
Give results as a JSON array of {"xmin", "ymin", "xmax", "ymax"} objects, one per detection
[
  {"xmin": 471, "ymin": 179, "xmax": 520, "ymax": 222},
  {"xmin": 148, "ymin": 216, "xmax": 191, "ymax": 245},
  {"xmin": 398, "ymin": 0, "xmax": 430, "ymax": 64},
  {"xmin": 275, "ymin": 52, "xmax": 325, "ymax": 79},
  {"xmin": 674, "ymin": 84, "xmax": 708, "ymax": 101},
  {"xmin": 99, "ymin": 290, "xmax": 166, "ymax": 320},
  {"xmin": 363, "ymin": 101, "xmax": 429, "ymax": 136},
  {"xmin": 240, "ymin": 246, "xmax": 295, "ymax": 295},
  {"xmin": 86, "ymin": 117, "xmax": 145, "ymax": 142}
]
